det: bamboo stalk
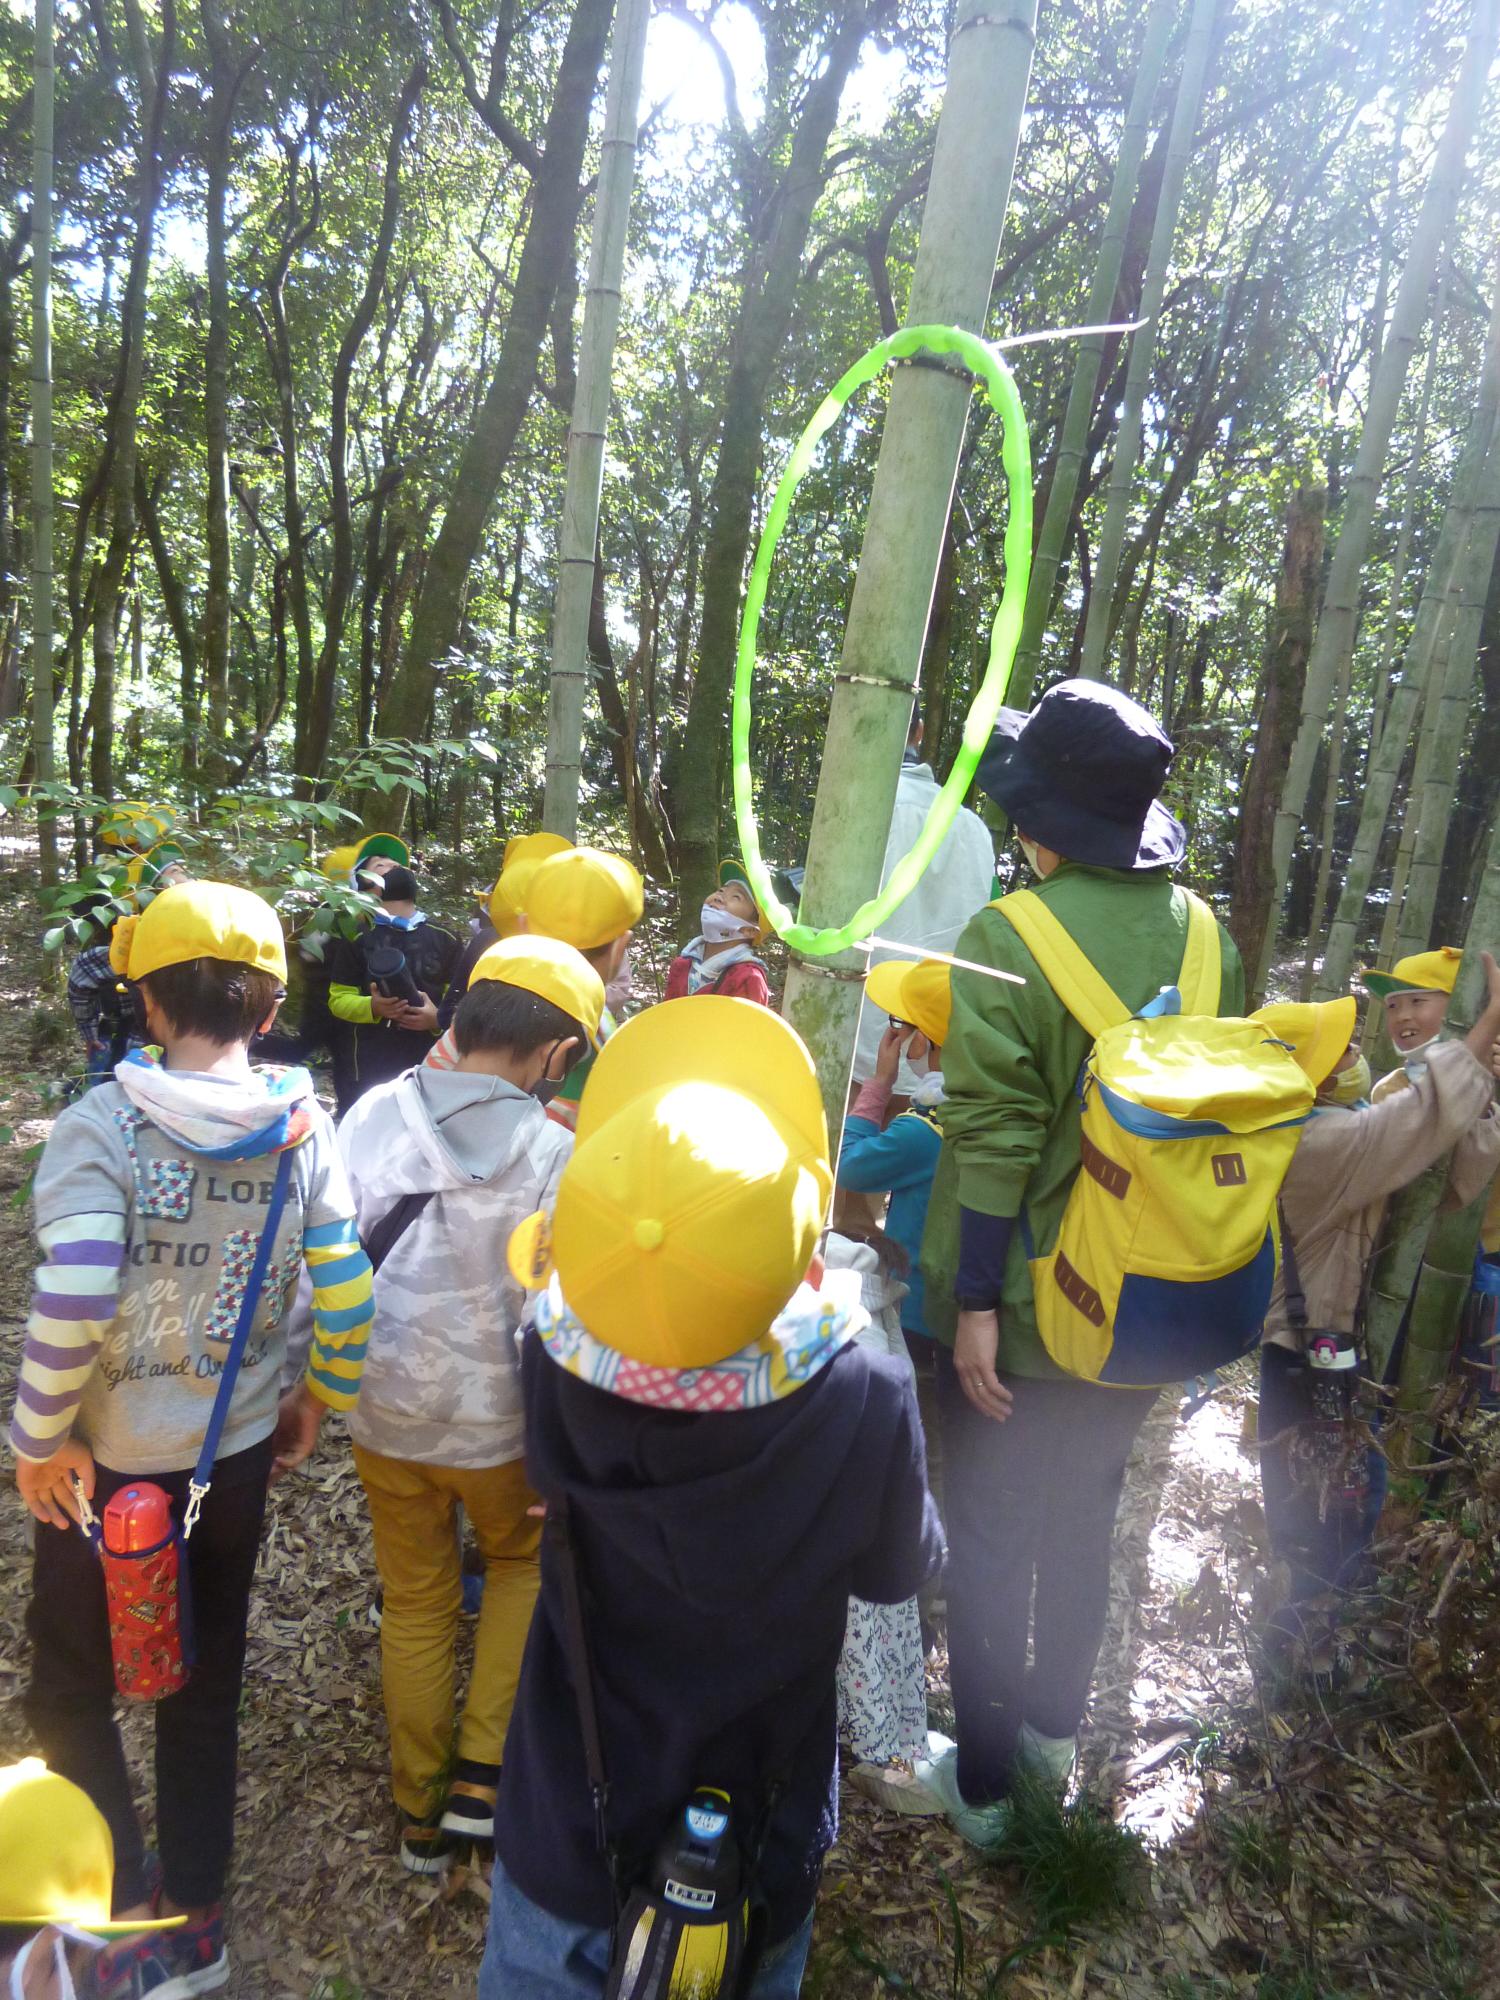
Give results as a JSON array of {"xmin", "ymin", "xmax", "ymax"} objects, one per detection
[
  {"xmin": 542, "ymin": 0, "xmax": 652, "ymax": 837},
  {"xmin": 1314, "ymin": 261, "xmax": 1500, "ymax": 1004},
  {"xmin": 1007, "ymin": 0, "xmax": 1176, "ymax": 709},
  {"xmin": 1255, "ymin": 0, "xmax": 1498, "ymax": 1000},
  {"xmin": 29, "ymin": 0, "xmax": 57, "ymax": 885},
  {"xmin": 1078, "ymin": 0, "xmax": 1218, "ymax": 681},
  {"xmin": 781, "ymin": 0, "xmax": 1039, "ymax": 1137},
  {"xmin": 1369, "ymin": 268, "xmax": 1443, "ymax": 765}
]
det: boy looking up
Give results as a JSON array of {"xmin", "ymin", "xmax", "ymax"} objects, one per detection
[
  {"xmin": 482, "ymin": 998, "xmax": 942, "ymax": 1999},
  {"xmin": 666, "ymin": 860, "xmax": 773, "ymax": 1004},
  {"xmin": 8, "ymin": 882, "xmax": 372, "ymax": 1999},
  {"xmin": 338, "ymin": 936, "xmax": 603, "ymax": 1876}
]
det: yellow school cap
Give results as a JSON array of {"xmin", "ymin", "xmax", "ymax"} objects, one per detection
[
  {"xmin": 0, "ymin": 1759, "xmax": 183, "ymax": 1935},
  {"xmin": 1362, "ymin": 947, "xmax": 1461, "ymax": 999},
  {"xmin": 502, "ymin": 830, "xmax": 574, "ymax": 872},
  {"xmin": 110, "ymin": 881, "xmax": 288, "ymax": 983},
  {"xmin": 1251, "ymin": 996, "xmax": 1357, "ymax": 1087},
  {"xmin": 508, "ymin": 998, "xmax": 831, "ymax": 1368},
  {"xmin": 489, "ymin": 833, "xmax": 574, "ymax": 939},
  {"xmin": 98, "ymin": 801, "xmax": 177, "ymax": 853},
  {"xmin": 525, "ymin": 848, "xmax": 644, "ymax": 952},
  {"xmin": 320, "ymin": 832, "xmax": 410, "ymax": 884},
  {"xmin": 865, "ymin": 958, "xmax": 952, "ymax": 1049},
  {"xmin": 467, "ymin": 935, "xmax": 606, "ymax": 1046},
  {"xmin": 124, "ymin": 842, "xmax": 189, "ymax": 897}
]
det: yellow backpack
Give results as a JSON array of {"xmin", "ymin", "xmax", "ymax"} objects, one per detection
[{"xmin": 995, "ymin": 889, "xmax": 1315, "ymax": 1387}]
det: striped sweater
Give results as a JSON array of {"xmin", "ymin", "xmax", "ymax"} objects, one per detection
[{"xmin": 10, "ymin": 1080, "xmax": 372, "ymax": 1474}]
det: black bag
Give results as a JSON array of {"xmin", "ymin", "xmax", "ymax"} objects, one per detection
[{"xmin": 547, "ymin": 1500, "xmax": 782, "ymax": 2000}]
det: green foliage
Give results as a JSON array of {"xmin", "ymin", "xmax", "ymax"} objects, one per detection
[{"xmin": 983, "ymin": 1777, "xmax": 1146, "ymax": 1935}]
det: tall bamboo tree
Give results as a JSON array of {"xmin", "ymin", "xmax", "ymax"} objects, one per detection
[
  {"xmin": 541, "ymin": 0, "xmax": 651, "ymax": 838},
  {"xmin": 1007, "ymin": 0, "xmax": 1175, "ymax": 709},
  {"xmin": 1077, "ymin": 0, "xmax": 1218, "ymax": 681},
  {"xmin": 781, "ymin": 0, "xmax": 1039, "ymax": 1131},
  {"xmin": 29, "ymin": 0, "xmax": 57, "ymax": 885},
  {"xmin": 1254, "ymin": 0, "xmax": 1498, "ymax": 998},
  {"xmin": 1315, "ymin": 266, "xmax": 1500, "ymax": 1003}
]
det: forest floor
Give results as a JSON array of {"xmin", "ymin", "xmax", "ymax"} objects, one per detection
[{"xmin": 0, "ymin": 844, "xmax": 1497, "ymax": 1998}]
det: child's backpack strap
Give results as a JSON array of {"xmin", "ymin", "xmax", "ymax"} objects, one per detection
[
  {"xmin": 993, "ymin": 891, "xmax": 1130, "ymax": 1041},
  {"xmin": 1176, "ymin": 890, "xmax": 1222, "ymax": 1016},
  {"xmin": 996, "ymin": 887, "xmax": 1223, "ymax": 1036}
]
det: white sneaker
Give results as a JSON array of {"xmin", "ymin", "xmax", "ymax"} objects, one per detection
[
  {"xmin": 914, "ymin": 1732, "xmax": 1013, "ymax": 1849},
  {"xmin": 1014, "ymin": 1722, "xmax": 1077, "ymax": 1796}
]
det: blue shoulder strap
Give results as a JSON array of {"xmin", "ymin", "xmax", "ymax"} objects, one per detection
[{"xmin": 184, "ymin": 1146, "xmax": 296, "ymax": 1537}]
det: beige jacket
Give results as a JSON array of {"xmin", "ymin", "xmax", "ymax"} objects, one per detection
[
  {"xmin": 1373, "ymin": 1051, "xmax": 1500, "ymax": 1254},
  {"xmin": 1263, "ymin": 1041, "xmax": 1500, "ymax": 1351}
]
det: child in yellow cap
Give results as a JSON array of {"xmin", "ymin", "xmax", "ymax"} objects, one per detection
[
  {"xmin": 0, "ymin": 1757, "xmax": 183, "ymax": 1998},
  {"xmin": 457, "ymin": 846, "xmax": 644, "ymax": 1131},
  {"xmin": 1250, "ymin": 962, "xmax": 1500, "ymax": 1654},
  {"xmin": 666, "ymin": 859, "xmax": 773, "ymax": 1006},
  {"xmin": 337, "ymin": 936, "xmax": 604, "ymax": 1877},
  {"xmin": 436, "ymin": 832, "xmax": 575, "ymax": 1035},
  {"xmin": 481, "ymin": 999, "xmax": 942, "ymax": 2000},
  {"xmin": 7, "ymin": 883, "xmax": 374, "ymax": 1997}
]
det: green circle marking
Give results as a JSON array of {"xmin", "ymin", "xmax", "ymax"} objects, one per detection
[{"xmin": 731, "ymin": 322, "xmax": 1033, "ymax": 957}]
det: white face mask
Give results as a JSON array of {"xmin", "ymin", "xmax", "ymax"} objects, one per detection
[
  {"xmin": 10, "ymin": 1933, "xmax": 78, "ymax": 2000},
  {"xmin": 910, "ymin": 1070, "xmax": 946, "ymax": 1109},
  {"xmin": 700, "ymin": 903, "xmax": 754, "ymax": 945},
  {"xmin": 1019, "ymin": 836, "xmax": 1045, "ymax": 878}
]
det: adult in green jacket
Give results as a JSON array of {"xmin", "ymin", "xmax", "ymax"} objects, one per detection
[{"xmin": 906, "ymin": 682, "xmax": 1242, "ymax": 1843}]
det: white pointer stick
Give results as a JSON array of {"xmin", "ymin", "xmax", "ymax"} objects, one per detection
[{"xmin": 857, "ymin": 934, "xmax": 1026, "ymax": 986}]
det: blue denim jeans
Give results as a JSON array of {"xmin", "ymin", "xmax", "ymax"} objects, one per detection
[{"xmin": 479, "ymin": 1857, "xmax": 816, "ymax": 1999}]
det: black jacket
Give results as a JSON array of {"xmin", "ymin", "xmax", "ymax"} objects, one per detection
[
  {"xmin": 493, "ymin": 1329, "xmax": 943, "ymax": 1945},
  {"xmin": 324, "ymin": 918, "xmax": 460, "ymax": 1108}
]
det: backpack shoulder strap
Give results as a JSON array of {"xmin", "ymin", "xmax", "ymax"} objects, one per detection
[
  {"xmin": 992, "ymin": 890, "xmax": 1129, "ymax": 1041},
  {"xmin": 1176, "ymin": 890, "xmax": 1223, "ymax": 1016},
  {"xmin": 364, "ymin": 1188, "xmax": 437, "ymax": 1274}
]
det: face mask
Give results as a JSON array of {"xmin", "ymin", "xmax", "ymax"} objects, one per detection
[
  {"xmin": 700, "ymin": 903, "xmax": 753, "ymax": 945},
  {"xmin": 10, "ymin": 1933, "xmax": 78, "ymax": 2000},
  {"xmin": 910, "ymin": 1070, "xmax": 946, "ymax": 1109},
  {"xmin": 1018, "ymin": 836, "xmax": 1044, "ymax": 878},
  {"xmin": 531, "ymin": 1041, "xmax": 571, "ymax": 1105},
  {"xmin": 1327, "ymin": 1055, "xmax": 1371, "ymax": 1106}
]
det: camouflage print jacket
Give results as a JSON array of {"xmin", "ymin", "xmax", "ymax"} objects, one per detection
[{"xmin": 338, "ymin": 1066, "xmax": 572, "ymax": 1468}]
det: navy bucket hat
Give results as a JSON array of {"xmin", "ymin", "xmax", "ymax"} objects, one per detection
[{"xmin": 977, "ymin": 679, "xmax": 1186, "ymax": 872}]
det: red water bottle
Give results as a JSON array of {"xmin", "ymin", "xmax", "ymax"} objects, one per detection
[{"xmin": 100, "ymin": 1483, "xmax": 191, "ymax": 1701}]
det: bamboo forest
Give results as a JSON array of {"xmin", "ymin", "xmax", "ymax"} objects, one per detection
[{"xmin": 4, "ymin": 0, "xmax": 1500, "ymax": 1995}]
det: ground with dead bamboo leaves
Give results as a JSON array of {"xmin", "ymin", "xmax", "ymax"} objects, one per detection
[{"xmin": 0, "ymin": 854, "xmax": 1495, "ymax": 1997}]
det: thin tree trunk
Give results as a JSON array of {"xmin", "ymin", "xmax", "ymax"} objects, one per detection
[
  {"xmin": 1370, "ymin": 268, "xmax": 1443, "ymax": 764},
  {"xmin": 1316, "ymin": 258, "xmax": 1500, "ymax": 1001},
  {"xmin": 373, "ymin": 0, "xmax": 614, "ymax": 810},
  {"xmin": 1228, "ymin": 476, "xmax": 1326, "ymax": 976},
  {"xmin": 1008, "ymin": 0, "xmax": 1175, "ymax": 709},
  {"xmin": 29, "ymin": 0, "xmax": 57, "ymax": 884},
  {"xmin": 1255, "ymin": 0, "xmax": 1498, "ymax": 997},
  {"xmin": 297, "ymin": 60, "xmax": 425, "ymax": 790},
  {"xmin": 669, "ymin": 1, "xmax": 886, "ymax": 923},
  {"xmin": 1078, "ymin": 0, "xmax": 1219, "ymax": 680},
  {"xmin": 781, "ymin": 0, "xmax": 1038, "ymax": 1133},
  {"xmin": 88, "ymin": 0, "xmax": 174, "ymax": 802},
  {"xmin": 1396, "ymin": 405, "xmax": 1500, "ymax": 957},
  {"xmin": 1299, "ymin": 639, "xmax": 1353, "ymax": 998},
  {"xmin": 542, "ymin": 0, "xmax": 650, "ymax": 837}
]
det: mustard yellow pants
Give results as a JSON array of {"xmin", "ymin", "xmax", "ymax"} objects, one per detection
[{"xmin": 353, "ymin": 1445, "xmax": 542, "ymax": 1819}]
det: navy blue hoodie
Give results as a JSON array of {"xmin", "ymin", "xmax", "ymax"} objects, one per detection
[{"xmin": 493, "ymin": 1326, "xmax": 944, "ymax": 1946}]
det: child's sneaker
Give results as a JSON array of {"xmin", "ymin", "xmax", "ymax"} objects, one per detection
[
  {"xmin": 399, "ymin": 1810, "xmax": 453, "ymax": 1877},
  {"xmin": 439, "ymin": 1758, "xmax": 499, "ymax": 1849},
  {"xmin": 91, "ymin": 1906, "xmax": 227, "ymax": 1998}
]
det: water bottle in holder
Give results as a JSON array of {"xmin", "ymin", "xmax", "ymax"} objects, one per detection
[
  {"xmin": 98, "ymin": 1483, "xmax": 192, "ymax": 1702},
  {"xmin": 1297, "ymin": 1331, "xmax": 1369, "ymax": 1513}
]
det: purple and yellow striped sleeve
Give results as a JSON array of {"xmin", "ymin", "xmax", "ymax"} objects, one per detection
[
  {"xmin": 9, "ymin": 1210, "xmax": 126, "ymax": 1463},
  {"xmin": 301, "ymin": 1216, "xmax": 373, "ymax": 1411}
]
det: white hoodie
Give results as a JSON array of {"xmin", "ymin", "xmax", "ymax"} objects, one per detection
[{"xmin": 338, "ymin": 1067, "xmax": 572, "ymax": 1467}]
